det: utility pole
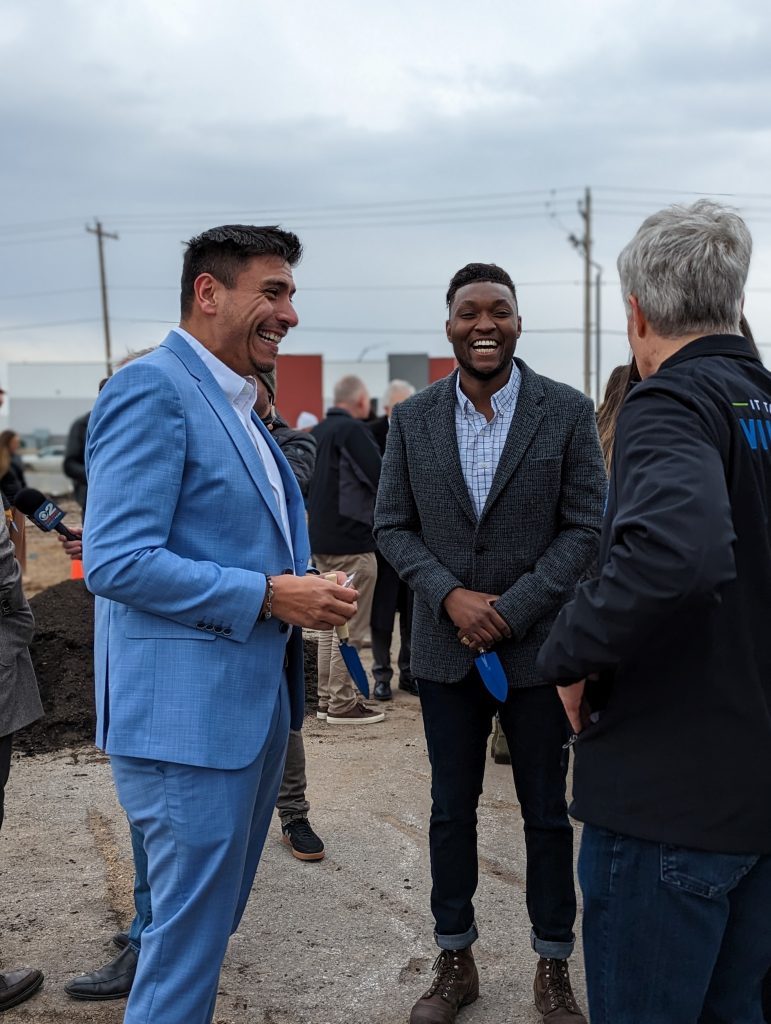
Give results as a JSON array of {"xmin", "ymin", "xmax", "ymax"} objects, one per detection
[
  {"xmin": 579, "ymin": 188, "xmax": 592, "ymax": 397},
  {"xmin": 86, "ymin": 219, "xmax": 119, "ymax": 377},
  {"xmin": 587, "ymin": 259, "xmax": 603, "ymax": 404},
  {"xmin": 594, "ymin": 264, "xmax": 602, "ymax": 404},
  {"xmin": 567, "ymin": 187, "xmax": 593, "ymax": 397}
]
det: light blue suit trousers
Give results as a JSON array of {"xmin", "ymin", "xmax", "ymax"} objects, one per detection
[{"xmin": 111, "ymin": 679, "xmax": 289, "ymax": 1024}]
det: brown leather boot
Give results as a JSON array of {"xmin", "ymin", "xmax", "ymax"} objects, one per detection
[
  {"xmin": 409, "ymin": 947, "xmax": 479, "ymax": 1024},
  {"xmin": 533, "ymin": 958, "xmax": 587, "ymax": 1022}
]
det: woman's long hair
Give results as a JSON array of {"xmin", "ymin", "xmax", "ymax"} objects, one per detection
[
  {"xmin": 596, "ymin": 361, "xmax": 640, "ymax": 471},
  {"xmin": 0, "ymin": 430, "xmax": 17, "ymax": 479}
]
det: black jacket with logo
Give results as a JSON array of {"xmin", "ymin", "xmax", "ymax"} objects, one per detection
[
  {"xmin": 308, "ymin": 408, "xmax": 381, "ymax": 555},
  {"xmin": 538, "ymin": 335, "xmax": 771, "ymax": 854}
]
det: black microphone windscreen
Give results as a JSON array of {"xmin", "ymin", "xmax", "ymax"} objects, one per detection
[{"xmin": 14, "ymin": 488, "xmax": 68, "ymax": 533}]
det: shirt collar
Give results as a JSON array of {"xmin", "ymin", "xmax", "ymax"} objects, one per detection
[
  {"xmin": 173, "ymin": 327, "xmax": 257, "ymax": 411},
  {"xmin": 455, "ymin": 361, "xmax": 521, "ymax": 416}
]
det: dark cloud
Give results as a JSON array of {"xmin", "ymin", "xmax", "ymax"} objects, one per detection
[{"xmin": 1, "ymin": 0, "xmax": 770, "ymax": 387}]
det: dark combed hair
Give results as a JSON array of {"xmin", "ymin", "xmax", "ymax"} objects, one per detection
[
  {"xmin": 180, "ymin": 224, "xmax": 303, "ymax": 317},
  {"xmin": 446, "ymin": 263, "xmax": 517, "ymax": 310}
]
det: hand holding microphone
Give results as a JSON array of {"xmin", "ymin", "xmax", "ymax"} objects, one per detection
[{"xmin": 57, "ymin": 529, "xmax": 83, "ymax": 560}]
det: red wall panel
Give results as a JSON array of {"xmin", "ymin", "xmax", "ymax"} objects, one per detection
[
  {"xmin": 275, "ymin": 354, "xmax": 323, "ymax": 428},
  {"xmin": 429, "ymin": 357, "xmax": 457, "ymax": 383}
]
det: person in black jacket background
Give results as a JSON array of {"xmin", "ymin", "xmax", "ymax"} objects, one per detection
[
  {"xmin": 367, "ymin": 380, "xmax": 418, "ymax": 701},
  {"xmin": 254, "ymin": 370, "xmax": 325, "ymax": 861},
  {"xmin": 308, "ymin": 375, "xmax": 384, "ymax": 726},
  {"xmin": 538, "ymin": 200, "xmax": 771, "ymax": 1024},
  {"xmin": 63, "ymin": 411, "xmax": 90, "ymax": 514}
]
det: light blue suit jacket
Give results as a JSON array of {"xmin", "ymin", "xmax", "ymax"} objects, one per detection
[{"xmin": 83, "ymin": 331, "xmax": 310, "ymax": 769}]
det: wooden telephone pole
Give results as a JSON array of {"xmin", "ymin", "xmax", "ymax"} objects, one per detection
[
  {"xmin": 567, "ymin": 188, "xmax": 594, "ymax": 398},
  {"xmin": 579, "ymin": 188, "xmax": 592, "ymax": 398},
  {"xmin": 86, "ymin": 220, "xmax": 119, "ymax": 377}
]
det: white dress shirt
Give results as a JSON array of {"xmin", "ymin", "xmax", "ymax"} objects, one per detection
[{"xmin": 173, "ymin": 327, "xmax": 294, "ymax": 558}]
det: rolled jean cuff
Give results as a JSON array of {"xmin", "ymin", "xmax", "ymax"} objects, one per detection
[
  {"xmin": 531, "ymin": 928, "xmax": 574, "ymax": 959},
  {"xmin": 435, "ymin": 921, "xmax": 478, "ymax": 951},
  {"xmin": 278, "ymin": 811, "xmax": 308, "ymax": 826}
]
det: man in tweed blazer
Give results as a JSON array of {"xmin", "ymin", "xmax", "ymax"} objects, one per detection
[{"xmin": 374, "ymin": 263, "xmax": 605, "ymax": 1024}]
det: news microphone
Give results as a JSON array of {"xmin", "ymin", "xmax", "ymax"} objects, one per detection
[{"xmin": 14, "ymin": 488, "xmax": 80, "ymax": 541}]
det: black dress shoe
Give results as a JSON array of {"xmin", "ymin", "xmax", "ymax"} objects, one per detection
[
  {"xmin": 112, "ymin": 931, "xmax": 130, "ymax": 950},
  {"xmin": 64, "ymin": 944, "xmax": 138, "ymax": 1001},
  {"xmin": 374, "ymin": 680, "xmax": 393, "ymax": 701},
  {"xmin": 0, "ymin": 968, "xmax": 44, "ymax": 1010},
  {"xmin": 398, "ymin": 678, "xmax": 419, "ymax": 696}
]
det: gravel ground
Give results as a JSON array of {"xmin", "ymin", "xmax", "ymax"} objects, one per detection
[
  {"xmin": 3, "ymin": 538, "xmax": 588, "ymax": 1023},
  {"xmin": 3, "ymin": 704, "xmax": 587, "ymax": 1024}
]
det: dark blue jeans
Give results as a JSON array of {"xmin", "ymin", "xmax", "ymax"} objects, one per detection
[
  {"xmin": 579, "ymin": 824, "xmax": 771, "ymax": 1023},
  {"xmin": 418, "ymin": 671, "xmax": 575, "ymax": 956}
]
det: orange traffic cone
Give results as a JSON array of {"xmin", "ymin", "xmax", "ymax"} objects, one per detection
[{"xmin": 70, "ymin": 559, "xmax": 84, "ymax": 580}]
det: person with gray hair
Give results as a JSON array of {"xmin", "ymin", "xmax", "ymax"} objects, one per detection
[
  {"xmin": 308, "ymin": 374, "xmax": 384, "ymax": 725},
  {"xmin": 384, "ymin": 378, "xmax": 415, "ymax": 408},
  {"xmin": 538, "ymin": 200, "xmax": 771, "ymax": 1023}
]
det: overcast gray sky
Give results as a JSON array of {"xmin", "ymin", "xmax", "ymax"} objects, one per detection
[{"xmin": 2, "ymin": 0, "xmax": 771, "ymax": 395}]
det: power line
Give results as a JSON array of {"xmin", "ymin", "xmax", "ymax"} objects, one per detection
[
  {"xmin": 0, "ymin": 318, "xmax": 101, "ymax": 332},
  {"xmin": 0, "ymin": 316, "xmax": 627, "ymax": 338},
  {"xmin": 595, "ymin": 186, "xmax": 771, "ymax": 200},
  {"xmin": 0, "ymin": 281, "xmax": 589, "ymax": 301},
  {"xmin": 0, "ymin": 188, "xmax": 582, "ymax": 236},
  {"xmin": 6, "ymin": 184, "xmax": 771, "ymax": 240},
  {"xmin": 0, "ymin": 287, "xmax": 98, "ymax": 302},
  {"xmin": 109, "ymin": 207, "xmax": 581, "ymax": 236},
  {"xmin": 0, "ymin": 234, "xmax": 85, "ymax": 248}
]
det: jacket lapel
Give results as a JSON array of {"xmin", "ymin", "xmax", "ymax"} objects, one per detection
[
  {"xmin": 479, "ymin": 361, "xmax": 545, "ymax": 522},
  {"xmin": 161, "ymin": 332, "xmax": 292, "ymax": 552},
  {"xmin": 425, "ymin": 372, "xmax": 478, "ymax": 525}
]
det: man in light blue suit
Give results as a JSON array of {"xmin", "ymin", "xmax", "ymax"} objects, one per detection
[{"xmin": 82, "ymin": 225, "xmax": 358, "ymax": 1024}]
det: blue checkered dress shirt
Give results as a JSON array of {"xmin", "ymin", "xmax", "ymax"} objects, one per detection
[{"xmin": 454, "ymin": 362, "xmax": 522, "ymax": 518}]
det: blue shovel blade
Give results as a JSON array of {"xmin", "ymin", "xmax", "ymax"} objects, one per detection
[
  {"xmin": 339, "ymin": 640, "xmax": 370, "ymax": 699},
  {"xmin": 475, "ymin": 651, "xmax": 509, "ymax": 702}
]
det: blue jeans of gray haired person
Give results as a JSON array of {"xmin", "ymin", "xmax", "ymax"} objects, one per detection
[
  {"xmin": 418, "ymin": 671, "xmax": 575, "ymax": 957},
  {"xmin": 579, "ymin": 823, "xmax": 771, "ymax": 1024}
]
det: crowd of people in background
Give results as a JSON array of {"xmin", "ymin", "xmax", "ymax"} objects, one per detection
[{"xmin": 0, "ymin": 202, "xmax": 769, "ymax": 1024}]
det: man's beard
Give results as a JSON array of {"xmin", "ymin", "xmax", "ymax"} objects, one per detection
[{"xmin": 456, "ymin": 352, "xmax": 512, "ymax": 382}]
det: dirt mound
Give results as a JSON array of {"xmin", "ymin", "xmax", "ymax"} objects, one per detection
[
  {"xmin": 15, "ymin": 581, "xmax": 320, "ymax": 756},
  {"xmin": 16, "ymin": 579, "xmax": 95, "ymax": 755}
]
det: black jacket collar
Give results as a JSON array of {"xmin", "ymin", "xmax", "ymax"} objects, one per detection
[{"xmin": 660, "ymin": 334, "xmax": 759, "ymax": 371}]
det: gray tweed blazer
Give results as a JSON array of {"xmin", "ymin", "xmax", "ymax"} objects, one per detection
[
  {"xmin": 374, "ymin": 361, "xmax": 606, "ymax": 687},
  {"xmin": 0, "ymin": 517, "xmax": 42, "ymax": 737}
]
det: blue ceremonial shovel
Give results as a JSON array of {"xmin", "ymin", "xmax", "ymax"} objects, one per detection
[
  {"xmin": 475, "ymin": 650, "xmax": 509, "ymax": 702},
  {"xmin": 324, "ymin": 573, "xmax": 370, "ymax": 699}
]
